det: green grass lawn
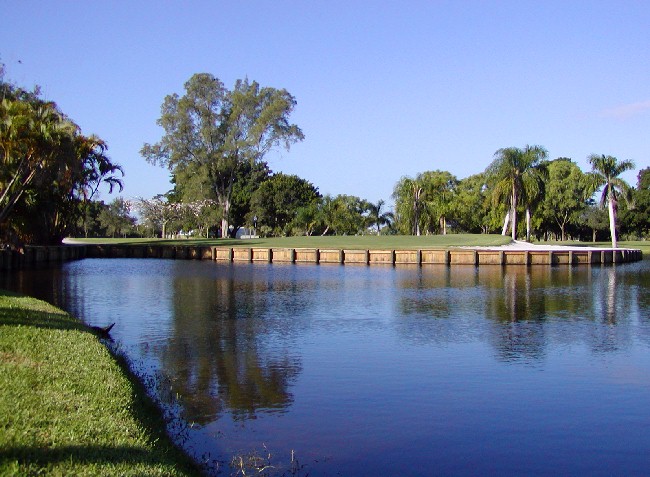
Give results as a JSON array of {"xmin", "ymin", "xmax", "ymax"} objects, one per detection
[
  {"xmin": 0, "ymin": 291, "xmax": 201, "ymax": 476},
  {"xmin": 65, "ymin": 234, "xmax": 513, "ymax": 249}
]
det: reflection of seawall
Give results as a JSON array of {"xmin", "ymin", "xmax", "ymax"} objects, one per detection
[{"xmin": 2, "ymin": 244, "xmax": 643, "ymax": 269}]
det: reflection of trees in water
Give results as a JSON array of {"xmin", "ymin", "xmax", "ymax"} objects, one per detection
[
  {"xmin": 157, "ymin": 266, "xmax": 303, "ymax": 425},
  {"xmin": 477, "ymin": 267, "xmax": 551, "ymax": 363},
  {"xmin": 397, "ymin": 264, "xmax": 649, "ymax": 363},
  {"xmin": 0, "ymin": 265, "xmax": 80, "ymax": 313},
  {"xmin": 588, "ymin": 266, "xmax": 636, "ymax": 353},
  {"xmin": 395, "ymin": 266, "xmax": 485, "ymax": 345}
]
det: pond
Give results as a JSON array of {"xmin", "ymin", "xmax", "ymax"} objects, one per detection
[{"xmin": 3, "ymin": 258, "xmax": 650, "ymax": 476}]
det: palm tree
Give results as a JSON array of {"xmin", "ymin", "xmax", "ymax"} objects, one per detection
[
  {"xmin": 0, "ymin": 98, "xmax": 68, "ymax": 225},
  {"xmin": 485, "ymin": 145, "xmax": 548, "ymax": 240},
  {"xmin": 366, "ymin": 199, "xmax": 393, "ymax": 234},
  {"xmin": 588, "ymin": 154, "xmax": 635, "ymax": 248}
]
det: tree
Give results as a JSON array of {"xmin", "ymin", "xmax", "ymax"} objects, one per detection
[
  {"xmin": 142, "ymin": 74, "xmax": 304, "ymax": 237},
  {"xmin": 365, "ymin": 199, "xmax": 393, "ymax": 234},
  {"xmin": 249, "ymin": 173, "xmax": 320, "ymax": 236},
  {"xmin": 291, "ymin": 202, "xmax": 324, "ymax": 236},
  {"xmin": 393, "ymin": 171, "xmax": 459, "ymax": 235},
  {"xmin": 77, "ymin": 199, "xmax": 107, "ymax": 238},
  {"xmin": 620, "ymin": 168, "xmax": 650, "ymax": 239},
  {"xmin": 587, "ymin": 154, "xmax": 635, "ymax": 248},
  {"xmin": 539, "ymin": 158, "xmax": 590, "ymax": 241},
  {"xmin": 328, "ymin": 195, "xmax": 369, "ymax": 235},
  {"xmin": 419, "ymin": 170, "xmax": 457, "ymax": 235},
  {"xmin": 228, "ymin": 161, "xmax": 271, "ymax": 237},
  {"xmin": 453, "ymin": 173, "xmax": 491, "ymax": 233},
  {"xmin": 392, "ymin": 176, "xmax": 424, "ymax": 235},
  {"xmin": 98, "ymin": 197, "xmax": 135, "ymax": 238},
  {"xmin": 0, "ymin": 82, "xmax": 123, "ymax": 245},
  {"xmin": 135, "ymin": 196, "xmax": 182, "ymax": 238},
  {"xmin": 485, "ymin": 145, "xmax": 548, "ymax": 240},
  {"xmin": 580, "ymin": 204, "xmax": 609, "ymax": 242}
]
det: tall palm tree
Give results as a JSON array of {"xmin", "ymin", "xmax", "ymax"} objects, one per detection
[
  {"xmin": 485, "ymin": 145, "xmax": 548, "ymax": 240},
  {"xmin": 588, "ymin": 154, "xmax": 635, "ymax": 248}
]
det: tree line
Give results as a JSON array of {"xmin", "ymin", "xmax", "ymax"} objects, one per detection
[
  {"xmin": 2, "ymin": 69, "xmax": 648, "ymax": 247},
  {"xmin": 392, "ymin": 147, "xmax": 642, "ymax": 248}
]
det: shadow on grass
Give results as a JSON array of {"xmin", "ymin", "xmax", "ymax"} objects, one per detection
[
  {"xmin": 0, "ymin": 292, "xmax": 86, "ymax": 333},
  {"xmin": 0, "ymin": 444, "xmax": 191, "ymax": 471}
]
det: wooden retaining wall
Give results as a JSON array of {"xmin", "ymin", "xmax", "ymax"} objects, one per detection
[{"xmin": 0, "ymin": 244, "xmax": 643, "ymax": 270}]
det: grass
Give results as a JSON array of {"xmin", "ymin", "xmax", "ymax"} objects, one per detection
[
  {"xmin": 0, "ymin": 290, "xmax": 202, "ymax": 476},
  {"xmin": 65, "ymin": 234, "xmax": 513, "ymax": 249}
]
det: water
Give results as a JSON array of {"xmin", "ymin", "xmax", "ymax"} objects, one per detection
[{"xmin": 3, "ymin": 259, "xmax": 650, "ymax": 476}]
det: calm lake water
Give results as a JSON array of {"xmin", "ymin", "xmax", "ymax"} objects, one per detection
[{"xmin": 3, "ymin": 258, "xmax": 650, "ymax": 476}]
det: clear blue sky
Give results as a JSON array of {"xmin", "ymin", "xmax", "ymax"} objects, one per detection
[{"xmin": 2, "ymin": 1, "xmax": 648, "ymax": 208}]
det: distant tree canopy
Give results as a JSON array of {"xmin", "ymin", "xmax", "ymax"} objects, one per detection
[
  {"xmin": 0, "ymin": 76, "xmax": 123, "ymax": 245},
  {"xmin": 142, "ymin": 73, "xmax": 304, "ymax": 237}
]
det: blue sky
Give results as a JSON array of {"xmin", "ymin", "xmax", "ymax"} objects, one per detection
[{"xmin": 2, "ymin": 1, "xmax": 649, "ymax": 208}]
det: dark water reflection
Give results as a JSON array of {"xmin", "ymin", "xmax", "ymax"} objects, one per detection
[{"xmin": 3, "ymin": 259, "xmax": 650, "ymax": 476}]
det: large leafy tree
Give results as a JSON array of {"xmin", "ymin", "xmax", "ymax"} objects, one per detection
[
  {"xmin": 587, "ymin": 154, "xmax": 635, "ymax": 248},
  {"xmin": 539, "ymin": 158, "xmax": 591, "ymax": 241},
  {"xmin": 249, "ymin": 173, "xmax": 320, "ymax": 236},
  {"xmin": 485, "ymin": 145, "xmax": 548, "ymax": 240},
  {"xmin": 173, "ymin": 159, "xmax": 271, "ymax": 237},
  {"xmin": 228, "ymin": 160, "xmax": 271, "ymax": 237},
  {"xmin": 141, "ymin": 73, "xmax": 304, "ymax": 236}
]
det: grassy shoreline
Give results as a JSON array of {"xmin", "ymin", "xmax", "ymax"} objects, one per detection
[
  {"xmin": 64, "ymin": 235, "xmax": 649, "ymax": 257},
  {"xmin": 0, "ymin": 290, "xmax": 202, "ymax": 476},
  {"xmin": 64, "ymin": 234, "xmax": 513, "ymax": 249}
]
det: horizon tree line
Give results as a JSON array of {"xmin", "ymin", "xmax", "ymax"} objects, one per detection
[{"xmin": 1, "ymin": 67, "xmax": 647, "ymax": 248}]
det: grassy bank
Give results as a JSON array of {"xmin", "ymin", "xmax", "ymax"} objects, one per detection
[
  {"xmin": 65, "ymin": 234, "xmax": 512, "ymax": 249},
  {"xmin": 0, "ymin": 291, "xmax": 201, "ymax": 476}
]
